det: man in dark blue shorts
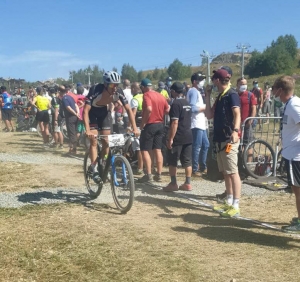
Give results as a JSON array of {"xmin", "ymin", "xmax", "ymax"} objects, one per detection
[
  {"xmin": 163, "ymin": 82, "xmax": 193, "ymax": 192},
  {"xmin": 83, "ymin": 71, "xmax": 138, "ymax": 170}
]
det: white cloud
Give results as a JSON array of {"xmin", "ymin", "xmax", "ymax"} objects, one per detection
[{"xmin": 0, "ymin": 50, "xmax": 99, "ymax": 81}]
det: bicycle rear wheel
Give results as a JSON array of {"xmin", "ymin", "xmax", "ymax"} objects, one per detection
[
  {"xmin": 83, "ymin": 150, "xmax": 103, "ymax": 198},
  {"xmin": 243, "ymin": 139, "xmax": 275, "ymax": 179},
  {"xmin": 111, "ymin": 155, "xmax": 135, "ymax": 213}
]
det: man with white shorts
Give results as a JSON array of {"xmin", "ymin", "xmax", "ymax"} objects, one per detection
[{"xmin": 273, "ymin": 75, "xmax": 300, "ymax": 233}]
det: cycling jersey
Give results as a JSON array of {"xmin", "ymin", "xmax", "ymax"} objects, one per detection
[
  {"xmin": 0, "ymin": 92, "xmax": 12, "ymax": 109},
  {"xmin": 36, "ymin": 95, "xmax": 49, "ymax": 111},
  {"xmin": 85, "ymin": 83, "xmax": 128, "ymax": 131},
  {"xmin": 85, "ymin": 83, "xmax": 128, "ymax": 115}
]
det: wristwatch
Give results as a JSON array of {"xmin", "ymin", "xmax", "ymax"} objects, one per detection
[{"xmin": 233, "ymin": 128, "xmax": 239, "ymax": 132}]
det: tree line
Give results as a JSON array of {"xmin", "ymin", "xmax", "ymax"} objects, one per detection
[
  {"xmin": 245, "ymin": 34, "xmax": 298, "ymax": 78},
  {"xmin": 68, "ymin": 34, "xmax": 299, "ymax": 84},
  {"xmin": 69, "ymin": 59, "xmax": 192, "ymax": 85}
]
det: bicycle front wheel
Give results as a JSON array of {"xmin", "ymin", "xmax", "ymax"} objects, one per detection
[
  {"xmin": 83, "ymin": 151, "xmax": 103, "ymax": 198},
  {"xmin": 243, "ymin": 139, "xmax": 275, "ymax": 179},
  {"xmin": 111, "ymin": 155, "xmax": 135, "ymax": 213}
]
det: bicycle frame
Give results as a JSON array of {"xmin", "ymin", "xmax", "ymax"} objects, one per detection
[{"xmin": 96, "ymin": 134, "xmax": 132, "ymax": 185}]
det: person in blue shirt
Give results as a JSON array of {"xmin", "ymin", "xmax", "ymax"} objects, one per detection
[{"xmin": 0, "ymin": 86, "xmax": 14, "ymax": 132}]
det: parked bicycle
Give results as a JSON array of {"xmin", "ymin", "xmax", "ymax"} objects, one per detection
[
  {"xmin": 15, "ymin": 106, "xmax": 37, "ymax": 132},
  {"xmin": 240, "ymin": 117, "xmax": 284, "ymax": 179},
  {"xmin": 83, "ymin": 133, "xmax": 135, "ymax": 213}
]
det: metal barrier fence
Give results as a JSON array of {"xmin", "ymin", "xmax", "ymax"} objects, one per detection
[
  {"xmin": 241, "ymin": 116, "xmax": 282, "ymax": 150},
  {"xmin": 208, "ymin": 116, "xmax": 282, "ymax": 150}
]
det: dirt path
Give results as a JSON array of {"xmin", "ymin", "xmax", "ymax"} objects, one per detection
[{"xmin": 0, "ymin": 131, "xmax": 299, "ymax": 281}]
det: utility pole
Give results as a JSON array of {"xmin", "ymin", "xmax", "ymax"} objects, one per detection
[
  {"xmin": 200, "ymin": 50, "xmax": 215, "ymax": 85},
  {"xmin": 85, "ymin": 72, "xmax": 92, "ymax": 86},
  {"xmin": 236, "ymin": 43, "xmax": 251, "ymax": 78}
]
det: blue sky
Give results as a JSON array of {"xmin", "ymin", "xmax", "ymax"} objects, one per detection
[{"xmin": 1, "ymin": 0, "xmax": 300, "ymax": 82}]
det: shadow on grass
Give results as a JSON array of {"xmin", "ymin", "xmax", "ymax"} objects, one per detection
[
  {"xmin": 17, "ymin": 190, "xmax": 91, "ymax": 205},
  {"xmin": 16, "ymin": 189, "xmax": 121, "ymax": 214},
  {"xmin": 172, "ymin": 225, "xmax": 300, "ymax": 249}
]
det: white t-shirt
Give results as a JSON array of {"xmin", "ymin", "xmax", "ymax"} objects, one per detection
[
  {"xmin": 282, "ymin": 96, "xmax": 300, "ymax": 161},
  {"xmin": 123, "ymin": 88, "xmax": 132, "ymax": 117},
  {"xmin": 83, "ymin": 88, "xmax": 89, "ymax": 96},
  {"xmin": 130, "ymin": 99, "xmax": 138, "ymax": 109},
  {"xmin": 186, "ymin": 87, "xmax": 206, "ymax": 130}
]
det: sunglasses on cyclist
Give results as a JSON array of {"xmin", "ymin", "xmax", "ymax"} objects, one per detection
[{"xmin": 108, "ymin": 83, "xmax": 119, "ymax": 89}]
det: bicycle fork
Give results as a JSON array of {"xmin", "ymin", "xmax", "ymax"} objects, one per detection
[{"xmin": 111, "ymin": 155, "xmax": 128, "ymax": 186}]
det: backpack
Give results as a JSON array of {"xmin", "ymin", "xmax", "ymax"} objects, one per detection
[{"xmin": 247, "ymin": 91, "xmax": 258, "ymax": 128}]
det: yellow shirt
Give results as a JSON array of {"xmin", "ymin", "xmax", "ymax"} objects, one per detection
[
  {"xmin": 36, "ymin": 95, "xmax": 49, "ymax": 111},
  {"xmin": 159, "ymin": 89, "xmax": 169, "ymax": 100}
]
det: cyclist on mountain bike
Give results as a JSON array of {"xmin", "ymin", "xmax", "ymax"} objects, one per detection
[{"xmin": 83, "ymin": 71, "xmax": 138, "ymax": 168}]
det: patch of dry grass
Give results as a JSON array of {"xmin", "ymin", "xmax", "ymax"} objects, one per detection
[
  {"xmin": 0, "ymin": 162, "xmax": 84, "ymax": 192},
  {"xmin": 0, "ymin": 195, "xmax": 299, "ymax": 282}
]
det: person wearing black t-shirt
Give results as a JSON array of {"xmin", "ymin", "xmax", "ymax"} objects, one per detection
[{"xmin": 164, "ymin": 82, "xmax": 193, "ymax": 192}]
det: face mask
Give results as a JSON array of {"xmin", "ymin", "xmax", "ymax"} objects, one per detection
[
  {"xmin": 239, "ymin": 85, "xmax": 247, "ymax": 92},
  {"xmin": 213, "ymin": 85, "xmax": 218, "ymax": 92},
  {"xmin": 167, "ymin": 81, "xmax": 171, "ymax": 87},
  {"xmin": 198, "ymin": 80, "xmax": 205, "ymax": 88},
  {"xmin": 254, "ymin": 84, "xmax": 258, "ymax": 88}
]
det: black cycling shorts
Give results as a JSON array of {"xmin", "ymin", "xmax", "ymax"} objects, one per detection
[
  {"xmin": 140, "ymin": 123, "xmax": 164, "ymax": 151},
  {"xmin": 36, "ymin": 110, "xmax": 50, "ymax": 123},
  {"xmin": 89, "ymin": 110, "xmax": 112, "ymax": 131},
  {"xmin": 1, "ymin": 109, "xmax": 12, "ymax": 121},
  {"xmin": 167, "ymin": 143, "xmax": 192, "ymax": 167}
]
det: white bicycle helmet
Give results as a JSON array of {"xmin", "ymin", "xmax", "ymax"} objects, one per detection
[{"xmin": 103, "ymin": 71, "xmax": 121, "ymax": 84}]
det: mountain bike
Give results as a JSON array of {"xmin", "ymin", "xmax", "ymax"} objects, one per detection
[{"xmin": 83, "ymin": 133, "xmax": 135, "ymax": 213}]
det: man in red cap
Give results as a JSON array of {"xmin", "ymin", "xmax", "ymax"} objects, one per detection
[{"xmin": 205, "ymin": 69, "xmax": 242, "ymax": 218}]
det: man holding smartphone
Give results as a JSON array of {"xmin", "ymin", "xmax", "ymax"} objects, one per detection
[{"xmin": 205, "ymin": 69, "xmax": 241, "ymax": 218}]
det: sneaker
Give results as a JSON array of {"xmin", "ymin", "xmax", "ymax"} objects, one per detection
[
  {"xmin": 87, "ymin": 164, "xmax": 96, "ymax": 175},
  {"xmin": 220, "ymin": 206, "xmax": 240, "ymax": 218},
  {"xmin": 163, "ymin": 182, "xmax": 179, "ymax": 192},
  {"xmin": 213, "ymin": 203, "xmax": 231, "ymax": 213},
  {"xmin": 11, "ymin": 128, "xmax": 15, "ymax": 132},
  {"xmin": 192, "ymin": 171, "xmax": 202, "ymax": 177},
  {"xmin": 2, "ymin": 128, "xmax": 9, "ymax": 132},
  {"xmin": 137, "ymin": 174, "xmax": 153, "ymax": 183},
  {"xmin": 135, "ymin": 169, "xmax": 144, "ymax": 175},
  {"xmin": 43, "ymin": 143, "xmax": 50, "ymax": 148},
  {"xmin": 282, "ymin": 222, "xmax": 300, "ymax": 233},
  {"xmin": 154, "ymin": 174, "xmax": 162, "ymax": 182},
  {"xmin": 179, "ymin": 183, "xmax": 192, "ymax": 191},
  {"xmin": 49, "ymin": 143, "xmax": 58, "ymax": 149},
  {"xmin": 216, "ymin": 191, "xmax": 227, "ymax": 203},
  {"xmin": 59, "ymin": 144, "xmax": 64, "ymax": 149},
  {"xmin": 200, "ymin": 169, "xmax": 208, "ymax": 175}
]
